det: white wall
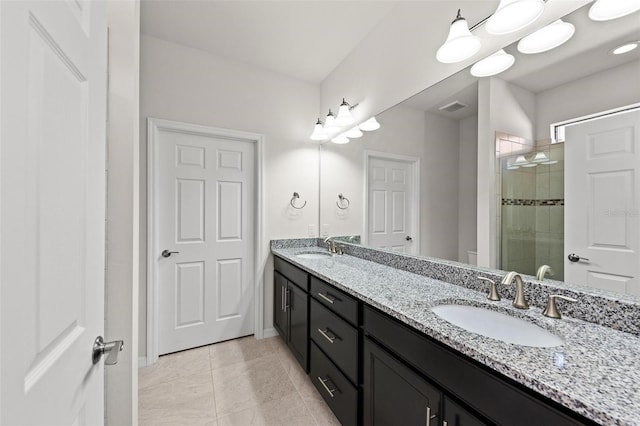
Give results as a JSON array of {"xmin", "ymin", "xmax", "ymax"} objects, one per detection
[
  {"xmin": 106, "ymin": 2, "xmax": 140, "ymax": 424},
  {"xmin": 535, "ymin": 60, "xmax": 640, "ymax": 140},
  {"xmin": 458, "ymin": 115, "xmax": 478, "ymax": 263},
  {"xmin": 139, "ymin": 35, "xmax": 319, "ymax": 357}
]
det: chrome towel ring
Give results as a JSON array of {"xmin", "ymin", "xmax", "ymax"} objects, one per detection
[
  {"xmin": 336, "ymin": 193, "xmax": 350, "ymax": 210},
  {"xmin": 290, "ymin": 192, "xmax": 307, "ymax": 209}
]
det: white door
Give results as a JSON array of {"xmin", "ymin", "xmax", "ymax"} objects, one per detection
[
  {"xmin": 153, "ymin": 120, "xmax": 255, "ymax": 355},
  {"xmin": 367, "ymin": 156, "xmax": 417, "ymax": 253},
  {"xmin": 565, "ymin": 110, "xmax": 640, "ymax": 295},
  {"xmin": 1, "ymin": 1, "xmax": 107, "ymax": 424}
]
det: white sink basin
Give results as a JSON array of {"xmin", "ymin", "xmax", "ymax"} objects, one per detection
[
  {"xmin": 431, "ymin": 304, "xmax": 563, "ymax": 348},
  {"xmin": 296, "ymin": 252, "xmax": 333, "ymax": 260}
]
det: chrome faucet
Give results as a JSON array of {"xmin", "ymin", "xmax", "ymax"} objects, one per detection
[
  {"xmin": 501, "ymin": 271, "xmax": 529, "ymax": 309},
  {"xmin": 323, "ymin": 236, "xmax": 337, "ymax": 254},
  {"xmin": 536, "ymin": 264, "xmax": 553, "ymax": 281}
]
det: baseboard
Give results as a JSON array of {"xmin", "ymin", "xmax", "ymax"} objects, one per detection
[
  {"xmin": 138, "ymin": 356, "xmax": 148, "ymax": 368},
  {"xmin": 261, "ymin": 327, "xmax": 279, "ymax": 338}
]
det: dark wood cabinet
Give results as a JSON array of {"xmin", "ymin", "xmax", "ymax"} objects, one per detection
[
  {"xmin": 273, "ymin": 261, "xmax": 309, "ymax": 372},
  {"xmin": 364, "ymin": 338, "xmax": 442, "ymax": 426},
  {"xmin": 444, "ymin": 397, "xmax": 487, "ymax": 426}
]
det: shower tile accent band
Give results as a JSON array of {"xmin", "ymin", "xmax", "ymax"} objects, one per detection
[{"xmin": 502, "ymin": 198, "xmax": 564, "ymax": 206}]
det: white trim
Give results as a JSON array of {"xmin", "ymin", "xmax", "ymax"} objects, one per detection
[
  {"xmin": 138, "ymin": 357, "xmax": 147, "ymax": 369},
  {"xmin": 146, "ymin": 117, "xmax": 264, "ymax": 365},
  {"xmin": 550, "ymin": 102, "xmax": 640, "ymax": 142},
  {"xmin": 363, "ymin": 150, "xmax": 421, "ymax": 254},
  {"xmin": 261, "ymin": 327, "xmax": 279, "ymax": 339}
]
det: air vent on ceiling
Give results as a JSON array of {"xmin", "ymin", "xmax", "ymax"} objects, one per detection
[{"xmin": 439, "ymin": 101, "xmax": 467, "ymax": 113}]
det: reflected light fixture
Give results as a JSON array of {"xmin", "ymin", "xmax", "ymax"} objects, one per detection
[
  {"xmin": 517, "ymin": 20, "xmax": 575, "ymax": 54},
  {"xmin": 436, "ymin": 9, "xmax": 481, "ymax": 64},
  {"xmin": 486, "ymin": 0, "xmax": 545, "ymax": 35},
  {"xmin": 589, "ymin": 0, "xmax": 640, "ymax": 21},
  {"xmin": 506, "ymin": 159, "xmax": 520, "ymax": 170},
  {"xmin": 359, "ymin": 117, "xmax": 381, "ymax": 131},
  {"xmin": 470, "ymin": 49, "xmax": 515, "ymax": 77},
  {"xmin": 512, "ymin": 155, "xmax": 529, "ymax": 166},
  {"xmin": 323, "ymin": 109, "xmax": 339, "ymax": 133},
  {"xmin": 612, "ymin": 42, "xmax": 639, "ymax": 55},
  {"xmin": 531, "ymin": 152, "xmax": 550, "ymax": 163},
  {"xmin": 309, "ymin": 118, "xmax": 327, "ymax": 141},
  {"xmin": 331, "ymin": 134, "xmax": 350, "ymax": 144},
  {"xmin": 345, "ymin": 126, "xmax": 363, "ymax": 138},
  {"xmin": 335, "ymin": 99, "xmax": 357, "ymax": 126}
]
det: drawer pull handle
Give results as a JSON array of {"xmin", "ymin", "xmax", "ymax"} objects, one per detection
[
  {"xmin": 284, "ymin": 289, "xmax": 290, "ymax": 312},
  {"xmin": 281, "ymin": 286, "xmax": 285, "ymax": 311},
  {"xmin": 425, "ymin": 406, "xmax": 437, "ymax": 425},
  {"xmin": 317, "ymin": 292, "xmax": 336, "ymax": 304},
  {"xmin": 317, "ymin": 376, "xmax": 336, "ymax": 398},
  {"xmin": 318, "ymin": 328, "xmax": 337, "ymax": 343}
]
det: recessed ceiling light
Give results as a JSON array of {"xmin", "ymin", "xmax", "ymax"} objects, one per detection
[
  {"xmin": 470, "ymin": 49, "xmax": 515, "ymax": 77},
  {"xmin": 517, "ymin": 20, "xmax": 575, "ymax": 54},
  {"xmin": 486, "ymin": 0, "xmax": 545, "ymax": 35},
  {"xmin": 611, "ymin": 42, "xmax": 639, "ymax": 55},
  {"xmin": 589, "ymin": 0, "xmax": 640, "ymax": 21}
]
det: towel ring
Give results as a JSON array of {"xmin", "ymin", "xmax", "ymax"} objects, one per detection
[
  {"xmin": 336, "ymin": 193, "xmax": 350, "ymax": 210},
  {"xmin": 290, "ymin": 192, "xmax": 307, "ymax": 209}
]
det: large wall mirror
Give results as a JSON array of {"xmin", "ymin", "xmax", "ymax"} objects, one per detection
[{"xmin": 319, "ymin": 3, "xmax": 640, "ymax": 296}]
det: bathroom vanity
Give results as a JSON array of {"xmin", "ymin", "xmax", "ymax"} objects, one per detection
[{"xmin": 272, "ymin": 239, "xmax": 640, "ymax": 426}]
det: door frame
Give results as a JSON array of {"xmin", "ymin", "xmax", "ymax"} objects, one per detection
[
  {"xmin": 363, "ymin": 150, "xmax": 421, "ymax": 254},
  {"xmin": 146, "ymin": 117, "xmax": 264, "ymax": 365}
]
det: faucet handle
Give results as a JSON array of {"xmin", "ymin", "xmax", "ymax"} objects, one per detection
[
  {"xmin": 542, "ymin": 294, "xmax": 577, "ymax": 319},
  {"xmin": 478, "ymin": 276, "xmax": 500, "ymax": 301}
]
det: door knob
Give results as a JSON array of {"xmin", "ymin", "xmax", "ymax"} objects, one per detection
[
  {"xmin": 92, "ymin": 336, "xmax": 124, "ymax": 365},
  {"xmin": 161, "ymin": 249, "xmax": 179, "ymax": 258},
  {"xmin": 406, "ymin": 236, "xmax": 413, "ymax": 241},
  {"xmin": 567, "ymin": 253, "xmax": 589, "ymax": 263}
]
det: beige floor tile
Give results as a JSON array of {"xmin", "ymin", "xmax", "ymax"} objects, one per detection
[
  {"xmin": 301, "ymin": 395, "xmax": 340, "ymax": 426},
  {"xmin": 139, "ymin": 409, "xmax": 217, "ymax": 426},
  {"xmin": 140, "ymin": 346, "xmax": 211, "ymax": 390},
  {"xmin": 211, "ymin": 354, "xmax": 298, "ymax": 416},
  {"xmin": 216, "ymin": 392, "xmax": 315, "ymax": 426},
  {"xmin": 139, "ymin": 372, "xmax": 215, "ymax": 413},
  {"xmin": 209, "ymin": 336, "xmax": 276, "ymax": 370}
]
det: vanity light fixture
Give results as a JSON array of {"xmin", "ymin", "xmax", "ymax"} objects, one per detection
[
  {"xmin": 506, "ymin": 159, "xmax": 520, "ymax": 170},
  {"xmin": 470, "ymin": 49, "xmax": 515, "ymax": 77},
  {"xmin": 345, "ymin": 126, "xmax": 363, "ymax": 138},
  {"xmin": 512, "ymin": 155, "xmax": 529, "ymax": 166},
  {"xmin": 531, "ymin": 151, "xmax": 550, "ymax": 163},
  {"xmin": 309, "ymin": 118, "xmax": 328, "ymax": 141},
  {"xmin": 541, "ymin": 159, "xmax": 558, "ymax": 165},
  {"xmin": 589, "ymin": 0, "xmax": 640, "ymax": 21},
  {"xmin": 323, "ymin": 109, "xmax": 339, "ymax": 133},
  {"xmin": 517, "ymin": 19, "xmax": 575, "ymax": 54},
  {"xmin": 359, "ymin": 116, "xmax": 381, "ymax": 131},
  {"xmin": 486, "ymin": 0, "xmax": 545, "ymax": 35},
  {"xmin": 611, "ymin": 42, "xmax": 639, "ymax": 55},
  {"xmin": 436, "ymin": 9, "xmax": 481, "ymax": 64},
  {"xmin": 331, "ymin": 134, "xmax": 350, "ymax": 144},
  {"xmin": 335, "ymin": 98, "xmax": 357, "ymax": 126}
]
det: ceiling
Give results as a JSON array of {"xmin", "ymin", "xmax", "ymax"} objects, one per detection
[{"xmin": 141, "ymin": 0, "xmax": 397, "ymax": 84}]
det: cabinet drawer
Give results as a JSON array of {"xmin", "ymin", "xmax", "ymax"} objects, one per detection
[
  {"xmin": 274, "ymin": 256, "xmax": 308, "ymax": 291},
  {"xmin": 364, "ymin": 306, "xmax": 587, "ymax": 426},
  {"xmin": 310, "ymin": 298, "xmax": 358, "ymax": 383},
  {"xmin": 310, "ymin": 276, "xmax": 358, "ymax": 325},
  {"xmin": 309, "ymin": 342, "xmax": 358, "ymax": 426}
]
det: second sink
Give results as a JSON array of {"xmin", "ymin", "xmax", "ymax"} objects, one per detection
[
  {"xmin": 296, "ymin": 252, "xmax": 333, "ymax": 260},
  {"xmin": 431, "ymin": 304, "xmax": 563, "ymax": 348}
]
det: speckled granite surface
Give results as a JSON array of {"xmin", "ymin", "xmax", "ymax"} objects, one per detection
[{"xmin": 271, "ymin": 244, "xmax": 640, "ymax": 426}]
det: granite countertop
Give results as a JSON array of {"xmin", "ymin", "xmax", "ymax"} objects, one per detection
[{"xmin": 272, "ymin": 246, "xmax": 640, "ymax": 426}]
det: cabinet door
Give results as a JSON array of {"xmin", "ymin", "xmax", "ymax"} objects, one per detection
[
  {"xmin": 364, "ymin": 338, "xmax": 441, "ymax": 426},
  {"xmin": 444, "ymin": 397, "xmax": 487, "ymax": 426},
  {"xmin": 287, "ymin": 282, "xmax": 309, "ymax": 371},
  {"xmin": 273, "ymin": 272, "xmax": 288, "ymax": 338}
]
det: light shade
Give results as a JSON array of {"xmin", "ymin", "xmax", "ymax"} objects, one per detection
[
  {"xmin": 612, "ymin": 42, "xmax": 639, "ymax": 55},
  {"xmin": 331, "ymin": 134, "xmax": 350, "ymax": 144},
  {"xmin": 517, "ymin": 20, "xmax": 575, "ymax": 54},
  {"xmin": 309, "ymin": 118, "xmax": 327, "ymax": 141},
  {"xmin": 512, "ymin": 155, "xmax": 529, "ymax": 166},
  {"xmin": 345, "ymin": 126, "xmax": 363, "ymax": 138},
  {"xmin": 531, "ymin": 152, "xmax": 549, "ymax": 163},
  {"xmin": 486, "ymin": 0, "xmax": 545, "ymax": 35},
  {"xmin": 323, "ymin": 109, "xmax": 339, "ymax": 133},
  {"xmin": 589, "ymin": 0, "xmax": 640, "ymax": 21},
  {"xmin": 436, "ymin": 10, "xmax": 481, "ymax": 64},
  {"xmin": 470, "ymin": 49, "xmax": 515, "ymax": 77},
  {"xmin": 359, "ymin": 117, "xmax": 381, "ymax": 131},
  {"xmin": 335, "ymin": 99, "xmax": 355, "ymax": 126}
]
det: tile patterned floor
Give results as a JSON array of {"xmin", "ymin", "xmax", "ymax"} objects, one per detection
[{"xmin": 139, "ymin": 336, "xmax": 340, "ymax": 425}]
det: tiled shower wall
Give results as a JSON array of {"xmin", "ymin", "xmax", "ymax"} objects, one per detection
[{"xmin": 497, "ymin": 133, "xmax": 565, "ymax": 280}]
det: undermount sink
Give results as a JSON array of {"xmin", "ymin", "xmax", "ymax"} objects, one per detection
[
  {"xmin": 431, "ymin": 304, "xmax": 563, "ymax": 348},
  {"xmin": 295, "ymin": 252, "xmax": 333, "ymax": 260}
]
